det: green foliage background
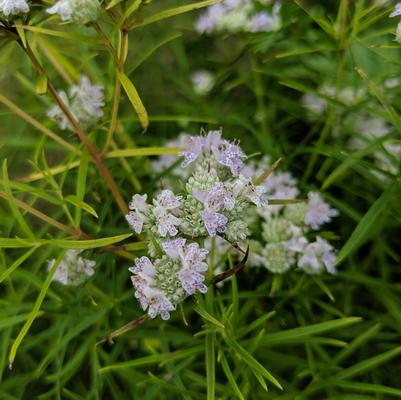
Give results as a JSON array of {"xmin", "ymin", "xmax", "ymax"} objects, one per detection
[{"xmin": 1, "ymin": 0, "xmax": 401, "ymax": 399}]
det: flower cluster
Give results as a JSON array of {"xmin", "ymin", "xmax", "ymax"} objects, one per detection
[
  {"xmin": 129, "ymin": 239, "xmax": 208, "ymax": 320},
  {"xmin": 48, "ymin": 249, "xmax": 96, "ymax": 286},
  {"xmin": 242, "ymin": 159, "xmax": 339, "ymax": 275},
  {"xmin": 0, "ymin": 0, "xmax": 29, "ymax": 18},
  {"xmin": 196, "ymin": 0, "xmax": 281, "ymax": 34},
  {"xmin": 0, "ymin": 0, "xmax": 100, "ymax": 22},
  {"xmin": 127, "ymin": 130, "xmax": 270, "ymax": 319},
  {"xmin": 47, "ymin": 0, "xmax": 100, "ymax": 24},
  {"xmin": 47, "ymin": 75, "xmax": 104, "ymax": 131},
  {"xmin": 389, "ymin": 2, "xmax": 401, "ymax": 42},
  {"xmin": 190, "ymin": 70, "xmax": 215, "ymax": 95}
]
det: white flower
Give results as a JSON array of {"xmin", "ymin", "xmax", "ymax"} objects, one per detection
[
  {"xmin": 47, "ymin": 0, "xmax": 100, "ymax": 23},
  {"xmin": 151, "ymin": 133, "xmax": 192, "ymax": 178},
  {"xmin": 195, "ymin": 0, "xmax": 281, "ymax": 34},
  {"xmin": 126, "ymin": 212, "xmax": 146, "ymax": 234},
  {"xmin": 129, "ymin": 256, "xmax": 176, "ymax": 320},
  {"xmin": 48, "ymin": 249, "xmax": 95, "ymax": 286},
  {"xmin": 248, "ymin": 4, "xmax": 281, "ymax": 33},
  {"xmin": 0, "ymin": 0, "xmax": 29, "ymax": 17},
  {"xmin": 162, "ymin": 238, "xmax": 209, "ymax": 295},
  {"xmin": 191, "ymin": 70, "xmax": 214, "ymax": 95},
  {"xmin": 129, "ymin": 239, "xmax": 209, "ymax": 319},
  {"xmin": 298, "ymin": 237, "xmax": 336, "ymax": 274},
  {"xmin": 305, "ymin": 192, "xmax": 338, "ymax": 230},
  {"xmin": 47, "ymin": 91, "xmax": 71, "ymax": 130},
  {"xmin": 47, "ymin": 75, "xmax": 104, "ymax": 131},
  {"xmin": 70, "ymin": 76, "xmax": 104, "ymax": 127},
  {"xmin": 390, "ymin": 2, "xmax": 401, "ymax": 17},
  {"xmin": 129, "ymin": 194, "xmax": 148, "ymax": 213},
  {"xmin": 396, "ymin": 20, "xmax": 401, "ymax": 43},
  {"xmin": 126, "ymin": 194, "xmax": 148, "ymax": 234}
]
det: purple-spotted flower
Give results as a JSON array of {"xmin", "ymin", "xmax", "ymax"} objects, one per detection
[{"xmin": 305, "ymin": 192, "xmax": 339, "ymax": 230}]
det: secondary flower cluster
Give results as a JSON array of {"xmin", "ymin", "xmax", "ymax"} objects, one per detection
[
  {"xmin": 243, "ymin": 158, "xmax": 339, "ymax": 275},
  {"xmin": 47, "ymin": 75, "xmax": 104, "ymax": 131},
  {"xmin": 389, "ymin": 2, "xmax": 401, "ymax": 43},
  {"xmin": 0, "ymin": 0, "xmax": 100, "ymax": 22},
  {"xmin": 48, "ymin": 249, "xmax": 96, "ymax": 286},
  {"xmin": 301, "ymin": 83, "xmax": 400, "ymax": 177},
  {"xmin": 152, "ymin": 134, "xmax": 340, "ymax": 276},
  {"xmin": 126, "ymin": 130, "xmax": 270, "ymax": 319},
  {"xmin": 196, "ymin": 0, "xmax": 281, "ymax": 34}
]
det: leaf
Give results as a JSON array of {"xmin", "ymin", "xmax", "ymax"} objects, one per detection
[
  {"xmin": 206, "ymin": 332, "xmax": 216, "ymax": 400},
  {"xmin": 223, "ymin": 335, "xmax": 283, "ymax": 390},
  {"xmin": 99, "ymin": 346, "xmax": 204, "ymax": 373},
  {"xmin": 0, "ymin": 238, "xmax": 43, "ymax": 248},
  {"xmin": 336, "ymin": 182, "xmax": 400, "ymax": 265},
  {"xmin": 65, "ymin": 195, "xmax": 98, "ymax": 219},
  {"xmin": 333, "ymin": 381, "xmax": 401, "ymax": 397},
  {"xmin": 15, "ymin": 19, "xmax": 27, "ymax": 48},
  {"xmin": 50, "ymin": 233, "xmax": 132, "ymax": 249},
  {"xmin": 193, "ymin": 303, "xmax": 225, "ymax": 330},
  {"xmin": 0, "ymin": 246, "xmax": 39, "ymax": 283},
  {"xmin": 2, "ymin": 160, "xmax": 35, "ymax": 239},
  {"xmin": 117, "ymin": 71, "xmax": 149, "ymax": 131},
  {"xmin": 259, "ymin": 317, "xmax": 363, "ymax": 346},
  {"xmin": 335, "ymin": 346, "xmax": 401, "ymax": 380},
  {"xmin": 8, "ymin": 250, "xmax": 67, "ymax": 368},
  {"xmin": 131, "ymin": 0, "xmax": 221, "ymax": 29},
  {"xmin": 107, "ymin": 147, "xmax": 181, "ymax": 158},
  {"xmin": 36, "ymin": 74, "xmax": 48, "ymax": 95},
  {"xmin": 220, "ymin": 354, "xmax": 245, "ymax": 400}
]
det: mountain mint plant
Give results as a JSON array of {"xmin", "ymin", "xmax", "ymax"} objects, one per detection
[{"xmin": 126, "ymin": 130, "xmax": 270, "ymax": 319}]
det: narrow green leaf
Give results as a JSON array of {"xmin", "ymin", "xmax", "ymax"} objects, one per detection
[
  {"xmin": 0, "ymin": 246, "xmax": 39, "ymax": 283},
  {"xmin": 99, "ymin": 345, "xmax": 204, "ymax": 373},
  {"xmin": 206, "ymin": 332, "xmax": 216, "ymax": 400},
  {"xmin": 50, "ymin": 233, "xmax": 132, "ymax": 249},
  {"xmin": 36, "ymin": 74, "xmax": 48, "ymax": 95},
  {"xmin": 334, "ymin": 381, "xmax": 401, "ymax": 397},
  {"xmin": 2, "ymin": 159, "xmax": 35, "ymax": 239},
  {"xmin": 193, "ymin": 303, "xmax": 225, "ymax": 330},
  {"xmin": 8, "ymin": 250, "xmax": 66, "ymax": 368},
  {"xmin": 131, "ymin": 0, "xmax": 221, "ymax": 28},
  {"xmin": 65, "ymin": 195, "xmax": 98, "ymax": 219},
  {"xmin": 336, "ymin": 182, "xmax": 399, "ymax": 265},
  {"xmin": 117, "ymin": 71, "xmax": 149, "ymax": 131},
  {"xmin": 335, "ymin": 346, "xmax": 401, "ymax": 380},
  {"xmin": 107, "ymin": 147, "xmax": 180, "ymax": 158},
  {"xmin": 260, "ymin": 317, "xmax": 362, "ymax": 346},
  {"xmin": 75, "ymin": 148, "xmax": 89, "ymax": 225},
  {"xmin": 223, "ymin": 335, "xmax": 283, "ymax": 390},
  {"xmin": 220, "ymin": 354, "xmax": 245, "ymax": 400}
]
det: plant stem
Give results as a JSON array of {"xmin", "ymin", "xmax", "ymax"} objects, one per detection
[
  {"xmin": 102, "ymin": 29, "xmax": 128, "ymax": 155},
  {"xmin": 22, "ymin": 43, "xmax": 128, "ymax": 215}
]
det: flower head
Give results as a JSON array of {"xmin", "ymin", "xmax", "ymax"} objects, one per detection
[
  {"xmin": 47, "ymin": 0, "xmax": 100, "ymax": 23},
  {"xmin": 47, "ymin": 75, "xmax": 104, "ymax": 131},
  {"xmin": 390, "ymin": 2, "xmax": 401, "ymax": 17},
  {"xmin": 305, "ymin": 192, "xmax": 338, "ymax": 230},
  {"xmin": 298, "ymin": 237, "xmax": 337, "ymax": 274},
  {"xmin": 129, "ymin": 239, "xmax": 209, "ymax": 319},
  {"xmin": 0, "ymin": 0, "xmax": 29, "ymax": 18},
  {"xmin": 48, "ymin": 249, "xmax": 95, "ymax": 286}
]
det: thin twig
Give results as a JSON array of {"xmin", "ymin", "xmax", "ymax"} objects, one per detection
[
  {"xmin": 102, "ymin": 29, "xmax": 128, "ymax": 155},
  {"xmin": 22, "ymin": 43, "xmax": 129, "ymax": 215},
  {"xmin": 0, "ymin": 93, "xmax": 78, "ymax": 153},
  {"xmin": 212, "ymin": 246, "xmax": 249, "ymax": 285},
  {"xmin": 0, "ymin": 191, "xmax": 89, "ymax": 239},
  {"xmin": 97, "ymin": 315, "xmax": 149, "ymax": 345}
]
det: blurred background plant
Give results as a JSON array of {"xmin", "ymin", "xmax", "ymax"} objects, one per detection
[{"xmin": 1, "ymin": 0, "xmax": 401, "ymax": 399}]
